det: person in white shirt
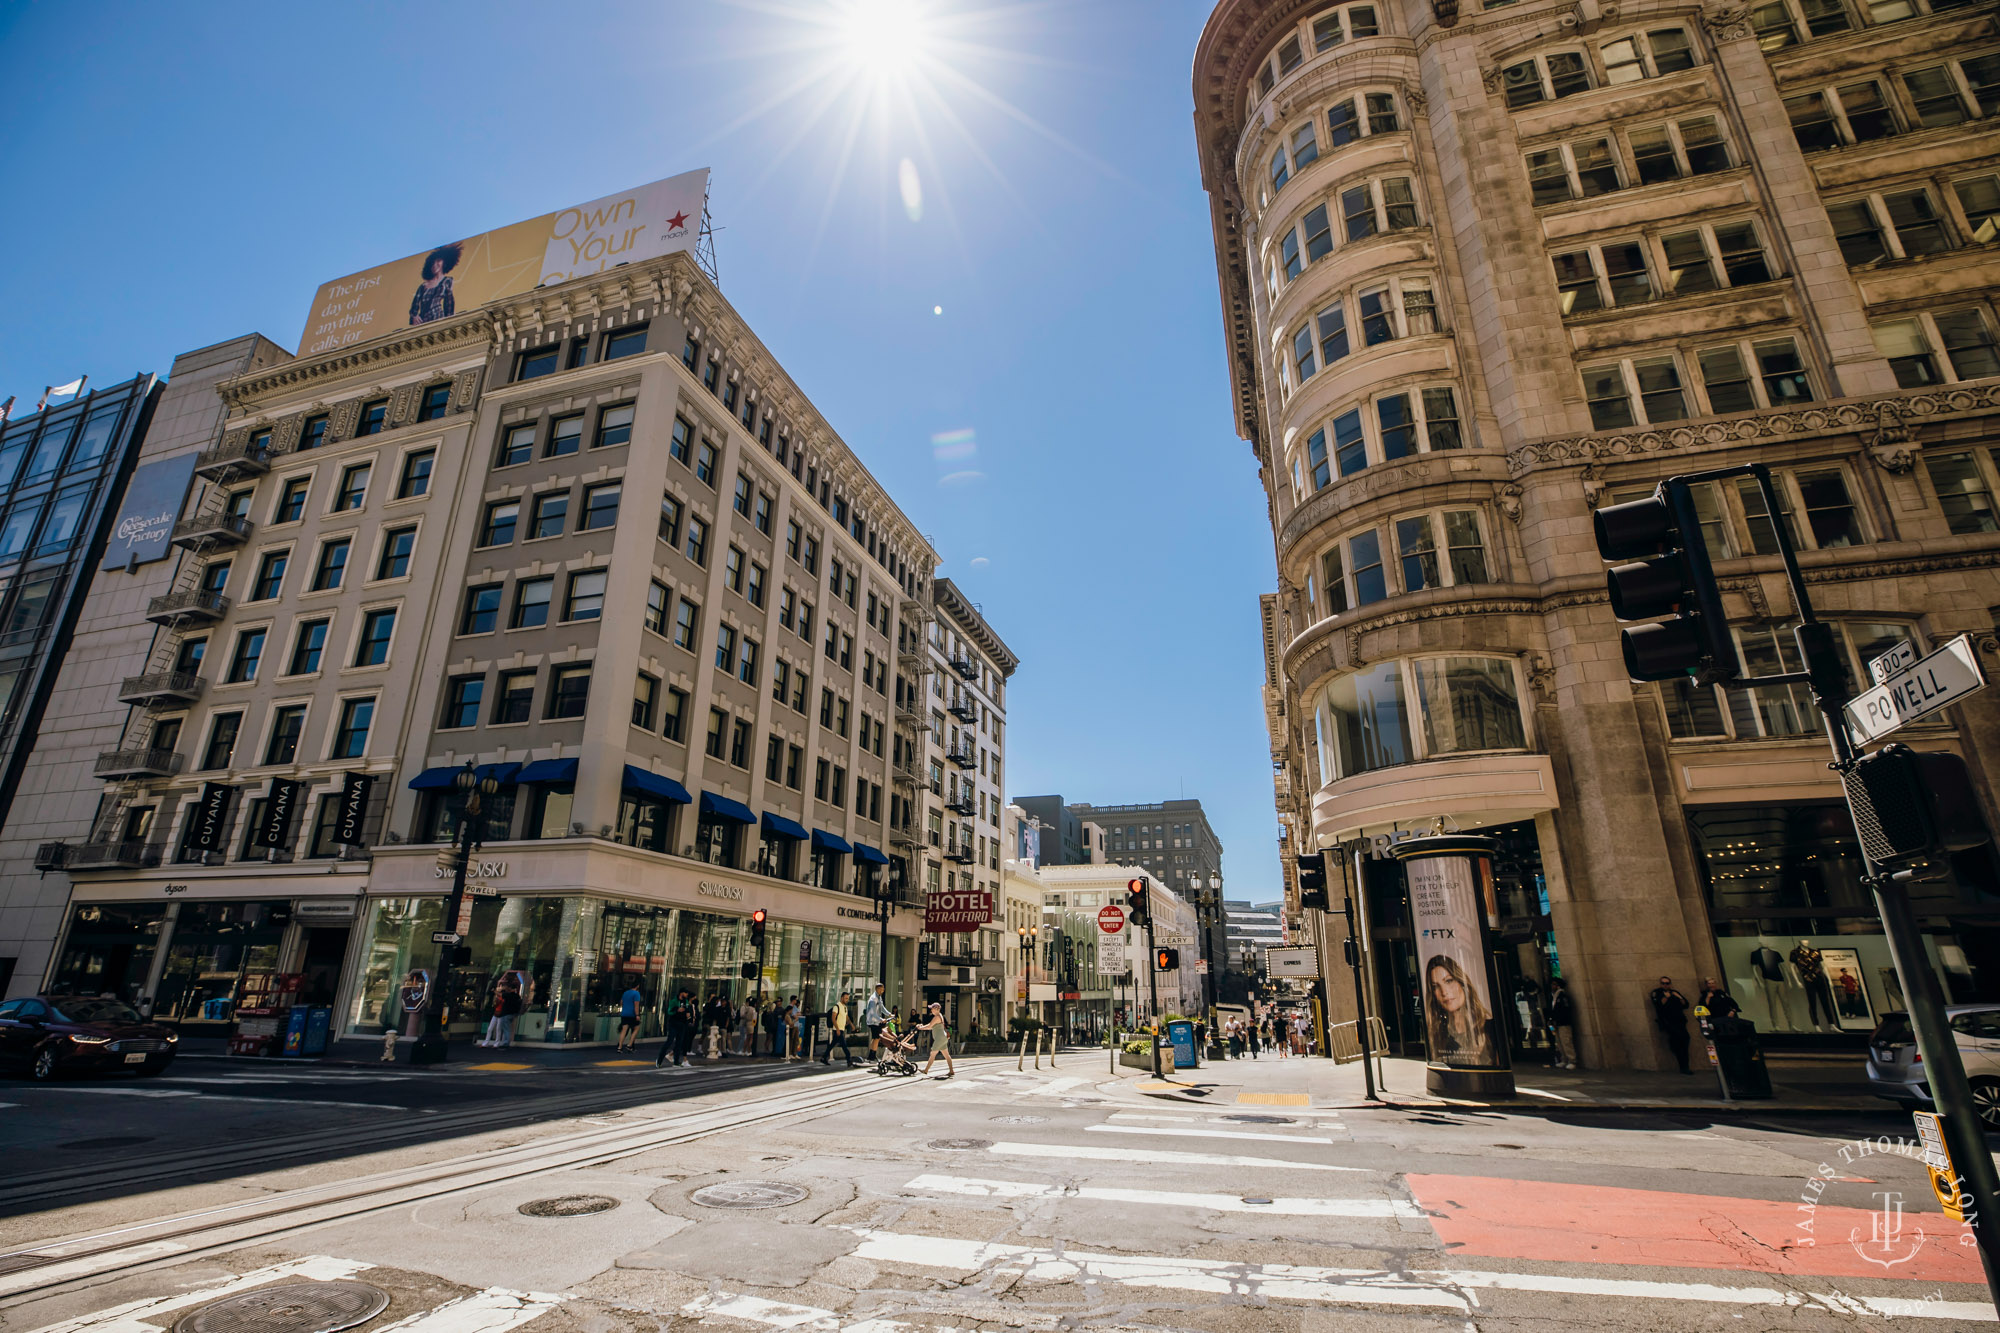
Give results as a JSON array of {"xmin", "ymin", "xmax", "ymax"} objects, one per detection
[{"xmin": 862, "ymin": 984, "xmax": 891, "ymax": 1061}]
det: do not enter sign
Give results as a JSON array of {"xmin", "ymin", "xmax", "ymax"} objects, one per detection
[{"xmin": 1097, "ymin": 905, "xmax": 1126, "ymax": 934}]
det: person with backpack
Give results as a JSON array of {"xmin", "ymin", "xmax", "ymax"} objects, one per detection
[
  {"xmin": 655, "ymin": 988, "xmax": 695, "ymax": 1067},
  {"xmin": 822, "ymin": 992, "xmax": 856, "ymax": 1066}
]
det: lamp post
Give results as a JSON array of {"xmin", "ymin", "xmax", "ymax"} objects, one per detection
[
  {"xmin": 1017, "ymin": 924, "xmax": 1039, "ymax": 1028},
  {"xmin": 1195, "ymin": 873, "xmax": 1222, "ymax": 1056},
  {"xmin": 411, "ymin": 762, "xmax": 497, "ymax": 1066}
]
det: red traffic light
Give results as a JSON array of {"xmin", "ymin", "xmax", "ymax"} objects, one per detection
[{"xmin": 751, "ymin": 908, "xmax": 767, "ymax": 924}]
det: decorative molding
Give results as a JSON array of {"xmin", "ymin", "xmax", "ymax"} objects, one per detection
[
  {"xmin": 1700, "ymin": 3, "xmax": 1753, "ymax": 41},
  {"xmin": 1579, "ymin": 461, "xmax": 1605, "ymax": 507},
  {"xmin": 1868, "ymin": 404, "xmax": 1916, "ymax": 474},
  {"xmin": 449, "ymin": 366, "xmax": 484, "ymax": 414},
  {"xmin": 1432, "ymin": 0, "xmax": 1460, "ymax": 29},
  {"xmin": 1506, "ymin": 386, "xmax": 2000, "ymax": 478},
  {"xmin": 1975, "ymin": 633, "xmax": 1999, "ymax": 657},
  {"xmin": 222, "ymin": 314, "xmax": 494, "ymax": 406},
  {"xmin": 386, "ymin": 383, "xmax": 419, "ymax": 429},
  {"xmin": 1721, "ymin": 574, "xmax": 1770, "ymax": 620},
  {"xmin": 272, "ymin": 415, "xmax": 302, "ymax": 452},
  {"xmin": 1497, "ymin": 482, "xmax": 1524, "ymax": 524},
  {"xmin": 1405, "ymin": 87, "xmax": 1429, "ymax": 116},
  {"xmin": 1525, "ymin": 654, "xmax": 1556, "ymax": 704},
  {"xmin": 326, "ymin": 400, "xmax": 360, "ymax": 446}
]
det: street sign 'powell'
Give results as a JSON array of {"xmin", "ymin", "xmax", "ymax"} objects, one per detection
[{"xmin": 1844, "ymin": 635, "xmax": 1986, "ymax": 745}]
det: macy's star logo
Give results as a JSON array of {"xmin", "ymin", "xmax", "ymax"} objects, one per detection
[{"xmin": 666, "ymin": 210, "xmax": 690, "ymax": 231}]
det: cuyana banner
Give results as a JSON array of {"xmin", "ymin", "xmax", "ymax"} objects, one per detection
[
  {"xmin": 925, "ymin": 889, "xmax": 993, "ymax": 933},
  {"xmin": 299, "ymin": 168, "xmax": 710, "ymax": 356}
]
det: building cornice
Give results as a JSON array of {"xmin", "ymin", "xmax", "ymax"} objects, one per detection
[
  {"xmin": 220, "ymin": 314, "xmax": 494, "ymax": 408},
  {"xmin": 933, "ymin": 577, "xmax": 1020, "ymax": 675}
]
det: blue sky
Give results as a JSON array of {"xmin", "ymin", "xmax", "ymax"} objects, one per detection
[{"xmin": 0, "ymin": 1, "xmax": 1281, "ymax": 895}]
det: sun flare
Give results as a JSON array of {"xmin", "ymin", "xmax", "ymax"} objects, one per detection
[{"xmin": 839, "ymin": 0, "xmax": 928, "ymax": 76}]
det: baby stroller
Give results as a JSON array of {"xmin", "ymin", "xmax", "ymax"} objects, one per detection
[{"xmin": 874, "ymin": 1021, "xmax": 921, "ymax": 1077}]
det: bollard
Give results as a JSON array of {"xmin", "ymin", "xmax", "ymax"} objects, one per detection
[
  {"xmin": 1049, "ymin": 1033, "xmax": 1057, "ymax": 1068},
  {"xmin": 1016, "ymin": 1031, "xmax": 1027, "ymax": 1070},
  {"xmin": 1032, "ymin": 1029, "xmax": 1042, "ymax": 1070},
  {"xmin": 1109, "ymin": 1025, "xmax": 1118, "ymax": 1075},
  {"xmin": 380, "ymin": 1027, "xmax": 398, "ymax": 1063}
]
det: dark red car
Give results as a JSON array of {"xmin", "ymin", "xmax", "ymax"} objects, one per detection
[{"xmin": 0, "ymin": 996, "xmax": 178, "ymax": 1080}]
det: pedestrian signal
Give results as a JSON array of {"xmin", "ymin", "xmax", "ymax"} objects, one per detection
[{"xmin": 1154, "ymin": 947, "xmax": 1179, "ymax": 971}]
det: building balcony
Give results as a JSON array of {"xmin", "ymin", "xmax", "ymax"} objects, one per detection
[
  {"xmin": 949, "ymin": 655, "xmax": 980, "ymax": 681},
  {"xmin": 65, "ymin": 840, "xmax": 163, "ymax": 870},
  {"xmin": 890, "ymin": 760, "xmax": 918, "ymax": 788},
  {"xmin": 894, "ymin": 701, "xmax": 930, "ymax": 731},
  {"xmin": 945, "ymin": 845, "xmax": 975, "ymax": 865},
  {"xmin": 171, "ymin": 512, "xmax": 252, "ymax": 552},
  {"xmin": 946, "ymin": 792, "xmax": 976, "ymax": 816},
  {"xmin": 890, "ymin": 826, "xmax": 925, "ymax": 850},
  {"xmin": 146, "ymin": 589, "xmax": 229, "ymax": 627},
  {"xmin": 1311, "ymin": 751, "xmax": 1558, "ymax": 846},
  {"xmin": 117, "ymin": 671, "xmax": 205, "ymax": 708},
  {"xmin": 193, "ymin": 438, "xmax": 273, "ymax": 482},
  {"xmin": 897, "ymin": 645, "xmax": 930, "ymax": 671},
  {"xmin": 946, "ymin": 743, "xmax": 976, "ymax": 769},
  {"xmin": 94, "ymin": 748, "xmax": 186, "ymax": 780},
  {"xmin": 32, "ymin": 842, "xmax": 70, "ymax": 871},
  {"xmin": 947, "ymin": 698, "xmax": 978, "ymax": 723}
]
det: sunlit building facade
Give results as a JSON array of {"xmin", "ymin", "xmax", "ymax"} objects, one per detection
[{"xmin": 1199, "ymin": 0, "xmax": 2000, "ymax": 1068}]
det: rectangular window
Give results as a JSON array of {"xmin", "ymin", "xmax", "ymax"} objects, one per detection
[
  {"xmin": 707, "ymin": 708, "xmax": 729, "ymax": 759},
  {"xmin": 564, "ymin": 569, "xmax": 607, "ymax": 621},
  {"xmin": 581, "ymin": 481, "xmax": 620, "ymax": 531},
  {"xmin": 726, "ymin": 545, "xmax": 746, "ymax": 593},
  {"xmin": 1350, "ymin": 530, "xmax": 1387, "ymax": 605},
  {"xmin": 659, "ymin": 493, "xmax": 682, "ymax": 548},
  {"xmin": 334, "ymin": 463, "xmax": 369, "ymax": 511},
  {"xmin": 298, "ymin": 414, "xmax": 329, "ymax": 452},
  {"xmin": 739, "ymin": 636, "xmax": 760, "ymax": 685},
  {"xmin": 1939, "ymin": 309, "xmax": 2000, "ymax": 381},
  {"xmin": 287, "ymin": 619, "xmax": 328, "ymax": 675},
  {"xmin": 355, "ymin": 399, "xmax": 387, "ymax": 437},
  {"xmin": 252, "ymin": 549, "xmax": 289, "ymax": 601},
  {"xmin": 275, "ymin": 478, "xmax": 310, "ymax": 524},
  {"xmin": 695, "ymin": 440, "xmax": 716, "ymax": 486},
  {"xmin": 1925, "ymin": 453, "xmax": 1998, "ymax": 534},
  {"xmin": 416, "ymin": 384, "xmax": 451, "ymax": 423},
  {"xmin": 1302, "ymin": 204, "xmax": 1332, "ymax": 263},
  {"xmin": 1755, "ymin": 338, "xmax": 1814, "ymax": 404},
  {"xmin": 531, "ymin": 491, "xmax": 568, "ymax": 539},
  {"xmin": 754, "ymin": 491, "xmax": 773, "ymax": 534},
  {"xmin": 264, "ymin": 705, "xmax": 306, "ymax": 765},
  {"xmin": 1698, "ymin": 345, "xmax": 1756, "ymax": 413},
  {"xmin": 1377, "ymin": 394, "xmax": 1417, "ymax": 460},
  {"xmin": 461, "ymin": 583, "xmax": 502, "ymax": 635},
  {"xmin": 227, "ymin": 629, "xmax": 265, "ymax": 683},
  {"xmin": 748, "ymin": 561, "xmax": 767, "ymax": 608},
  {"xmin": 332, "ymin": 697, "xmax": 374, "ymax": 759},
  {"xmin": 662, "ymin": 686, "xmax": 689, "ymax": 742},
  {"xmin": 673, "ymin": 597, "xmax": 699, "ymax": 650},
  {"xmin": 591, "ymin": 403, "xmax": 634, "ymax": 450},
  {"xmin": 376, "ymin": 525, "xmax": 415, "ymax": 580},
  {"xmin": 686, "ymin": 515, "xmax": 710, "ymax": 566},
  {"xmin": 1321, "ymin": 546, "xmax": 1347, "ymax": 615},
  {"xmin": 730, "ymin": 718, "xmax": 752, "ymax": 768},
  {"xmin": 512, "ymin": 576, "xmax": 553, "ymax": 629},
  {"xmin": 670, "ymin": 415, "xmax": 694, "ymax": 465},
  {"xmin": 547, "ymin": 665, "xmax": 590, "ymax": 719},
  {"xmin": 1796, "ymin": 468, "xmax": 1861, "ymax": 548},
  {"xmin": 480, "ymin": 500, "xmax": 520, "ymax": 548},
  {"xmin": 716, "ymin": 622, "xmax": 738, "ymax": 671},
  {"xmin": 499, "ymin": 423, "xmax": 535, "ymax": 467},
  {"xmin": 202, "ymin": 713, "xmax": 241, "ymax": 769},
  {"xmin": 633, "ymin": 672, "xmax": 659, "ymax": 729},
  {"xmin": 443, "ymin": 676, "xmax": 483, "ymax": 729},
  {"xmin": 494, "ymin": 669, "xmax": 535, "ymax": 724},
  {"xmin": 602, "ymin": 323, "xmax": 648, "ymax": 360},
  {"xmin": 545, "ymin": 414, "xmax": 583, "ymax": 458},
  {"xmin": 1333, "ymin": 408, "xmax": 1367, "ymax": 476},
  {"xmin": 354, "ymin": 608, "xmax": 395, "ymax": 665},
  {"xmin": 516, "ymin": 345, "xmax": 559, "ymax": 380},
  {"xmin": 645, "ymin": 580, "xmax": 670, "ymax": 634},
  {"xmin": 1397, "ymin": 513, "xmax": 1439, "ymax": 591},
  {"xmin": 397, "ymin": 449, "xmax": 434, "ymax": 498},
  {"xmin": 1582, "ymin": 363, "xmax": 1635, "ymax": 429}
]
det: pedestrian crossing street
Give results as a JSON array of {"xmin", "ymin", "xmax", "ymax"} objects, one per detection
[{"xmin": 18, "ymin": 1062, "xmax": 1993, "ymax": 1333}]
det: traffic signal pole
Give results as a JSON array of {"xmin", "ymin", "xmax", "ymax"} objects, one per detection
[{"xmin": 1603, "ymin": 464, "xmax": 2000, "ymax": 1307}]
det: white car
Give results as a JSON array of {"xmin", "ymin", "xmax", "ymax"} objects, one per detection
[{"xmin": 1865, "ymin": 1005, "xmax": 2000, "ymax": 1126}]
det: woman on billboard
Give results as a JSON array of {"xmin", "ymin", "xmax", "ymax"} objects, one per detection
[
  {"xmin": 408, "ymin": 243, "xmax": 463, "ymax": 325},
  {"xmin": 1426, "ymin": 953, "xmax": 1501, "ymax": 1067}
]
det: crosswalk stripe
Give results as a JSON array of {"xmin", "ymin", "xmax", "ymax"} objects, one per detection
[
  {"xmin": 681, "ymin": 1292, "xmax": 906, "ymax": 1331},
  {"xmin": 844, "ymin": 1228, "xmax": 1467, "ymax": 1312},
  {"xmin": 22, "ymin": 1256, "xmax": 372, "ymax": 1333},
  {"xmin": 1022, "ymin": 1076, "xmax": 1088, "ymax": 1097},
  {"xmin": 1085, "ymin": 1123, "xmax": 1334, "ymax": 1146},
  {"xmin": 904, "ymin": 1173, "xmax": 1419, "ymax": 1217},
  {"xmin": 370, "ymin": 1288, "xmax": 567, "ymax": 1333},
  {"xmin": 987, "ymin": 1141, "xmax": 1368, "ymax": 1172},
  {"xmin": 0, "ymin": 1244, "xmax": 190, "ymax": 1301},
  {"xmin": 841, "ymin": 1229, "xmax": 1994, "ymax": 1322}
]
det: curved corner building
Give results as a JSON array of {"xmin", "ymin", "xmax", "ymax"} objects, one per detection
[{"xmin": 1194, "ymin": 0, "xmax": 2000, "ymax": 1068}]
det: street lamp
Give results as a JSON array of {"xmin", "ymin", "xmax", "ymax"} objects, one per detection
[
  {"xmin": 411, "ymin": 762, "xmax": 499, "ymax": 1065},
  {"xmin": 1196, "ymin": 873, "xmax": 1222, "ymax": 1055}
]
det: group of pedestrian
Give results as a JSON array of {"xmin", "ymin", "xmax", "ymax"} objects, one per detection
[
  {"xmin": 1211, "ymin": 1011, "xmax": 1313, "ymax": 1059},
  {"xmin": 474, "ymin": 975, "xmax": 524, "ymax": 1048},
  {"xmin": 1646, "ymin": 974, "xmax": 1739, "ymax": 1074}
]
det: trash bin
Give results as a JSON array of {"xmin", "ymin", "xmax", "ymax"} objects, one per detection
[{"xmin": 1706, "ymin": 1016, "xmax": 1772, "ymax": 1099}]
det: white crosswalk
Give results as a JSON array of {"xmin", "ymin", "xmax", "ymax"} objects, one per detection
[
  {"xmin": 903, "ymin": 1172, "xmax": 1420, "ymax": 1217},
  {"xmin": 984, "ymin": 1140, "xmax": 1370, "ymax": 1171},
  {"xmin": 1084, "ymin": 1122, "xmax": 1336, "ymax": 1145}
]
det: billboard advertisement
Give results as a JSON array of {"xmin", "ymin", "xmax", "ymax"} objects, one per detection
[
  {"xmin": 102, "ymin": 454, "xmax": 197, "ymax": 571},
  {"xmin": 299, "ymin": 169, "xmax": 709, "ymax": 356},
  {"xmin": 1404, "ymin": 853, "xmax": 1506, "ymax": 1072}
]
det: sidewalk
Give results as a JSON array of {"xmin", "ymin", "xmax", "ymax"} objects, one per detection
[
  {"xmin": 1108, "ymin": 1047, "xmax": 1891, "ymax": 1115},
  {"xmin": 173, "ymin": 1034, "xmax": 839, "ymax": 1074}
]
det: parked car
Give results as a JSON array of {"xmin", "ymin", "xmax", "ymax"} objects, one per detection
[
  {"xmin": 1866, "ymin": 1005, "xmax": 2000, "ymax": 1126},
  {"xmin": 0, "ymin": 996, "xmax": 178, "ymax": 1081}
]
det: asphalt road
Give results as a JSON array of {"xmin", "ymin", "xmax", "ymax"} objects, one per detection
[{"xmin": 1, "ymin": 1055, "xmax": 1992, "ymax": 1331}]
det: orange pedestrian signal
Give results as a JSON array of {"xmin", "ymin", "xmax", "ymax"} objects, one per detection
[{"xmin": 1154, "ymin": 948, "xmax": 1179, "ymax": 971}]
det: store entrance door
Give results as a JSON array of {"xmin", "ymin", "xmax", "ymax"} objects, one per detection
[{"xmin": 299, "ymin": 927, "xmax": 350, "ymax": 1006}]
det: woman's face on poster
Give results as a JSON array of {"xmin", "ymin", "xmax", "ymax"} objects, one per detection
[{"xmin": 1430, "ymin": 964, "xmax": 1466, "ymax": 1015}]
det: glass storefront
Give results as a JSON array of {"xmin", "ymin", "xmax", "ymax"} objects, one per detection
[
  {"xmin": 1689, "ymin": 802, "xmax": 2000, "ymax": 1033},
  {"xmin": 48, "ymin": 903, "xmax": 168, "ymax": 1003},
  {"xmin": 345, "ymin": 893, "xmax": 897, "ymax": 1045},
  {"xmin": 154, "ymin": 900, "xmax": 292, "ymax": 1030}
]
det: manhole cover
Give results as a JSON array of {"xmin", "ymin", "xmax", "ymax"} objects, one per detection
[
  {"xmin": 927, "ymin": 1138, "xmax": 992, "ymax": 1150},
  {"xmin": 518, "ymin": 1194, "xmax": 620, "ymax": 1217},
  {"xmin": 58, "ymin": 1135, "xmax": 153, "ymax": 1151},
  {"xmin": 175, "ymin": 1282, "xmax": 389, "ymax": 1333},
  {"xmin": 989, "ymin": 1114, "xmax": 1046, "ymax": 1124},
  {"xmin": 689, "ymin": 1181, "xmax": 809, "ymax": 1210},
  {"xmin": 1221, "ymin": 1116, "xmax": 1295, "ymax": 1126}
]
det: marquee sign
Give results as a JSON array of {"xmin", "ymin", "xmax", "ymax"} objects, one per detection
[{"xmin": 925, "ymin": 888, "xmax": 992, "ymax": 932}]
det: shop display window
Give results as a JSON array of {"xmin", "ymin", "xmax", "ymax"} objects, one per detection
[
  {"xmin": 151, "ymin": 900, "xmax": 291, "ymax": 1028},
  {"xmin": 48, "ymin": 903, "xmax": 168, "ymax": 1005}
]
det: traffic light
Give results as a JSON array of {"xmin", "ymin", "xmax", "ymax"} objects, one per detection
[
  {"xmin": 739, "ymin": 961, "xmax": 758, "ymax": 980},
  {"xmin": 750, "ymin": 908, "xmax": 767, "ymax": 949},
  {"xmin": 1594, "ymin": 480, "xmax": 1738, "ymax": 683},
  {"xmin": 1295, "ymin": 852, "xmax": 1329, "ymax": 911},
  {"xmin": 1154, "ymin": 947, "xmax": 1180, "ymax": 971},
  {"xmin": 1125, "ymin": 878, "xmax": 1148, "ymax": 926}
]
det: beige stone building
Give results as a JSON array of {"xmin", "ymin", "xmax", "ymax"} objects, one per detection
[
  {"xmin": 17, "ymin": 249, "xmax": 1009, "ymax": 1054},
  {"xmin": 1198, "ymin": 0, "xmax": 2000, "ymax": 1069}
]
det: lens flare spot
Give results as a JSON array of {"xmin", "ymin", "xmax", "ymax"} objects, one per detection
[
  {"xmin": 931, "ymin": 427, "xmax": 977, "ymax": 465},
  {"xmin": 933, "ymin": 305, "xmax": 943, "ymax": 315},
  {"xmin": 899, "ymin": 157, "xmax": 923, "ymax": 221}
]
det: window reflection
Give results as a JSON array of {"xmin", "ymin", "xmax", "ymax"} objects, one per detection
[{"xmin": 1321, "ymin": 656, "xmax": 1530, "ymax": 779}]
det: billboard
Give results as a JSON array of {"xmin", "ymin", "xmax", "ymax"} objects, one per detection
[
  {"xmin": 102, "ymin": 454, "xmax": 197, "ymax": 571},
  {"xmin": 299, "ymin": 169, "xmax": 710, "ymax": 356}
]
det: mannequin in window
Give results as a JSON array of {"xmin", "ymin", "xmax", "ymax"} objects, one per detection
[
  {"xmin": 1790, "ymin": 940, "xmax": 1833, "ymax": 1030},
  {"xmin": 1751, "ymin": 937, "xmax": 1794, "ymax": 1032}
]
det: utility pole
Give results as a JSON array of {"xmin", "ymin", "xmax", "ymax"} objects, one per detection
[
  {"xmin": 412, "ymin": 763, "xmax": 495, "ymax": 1066},
  {"xmin": 1599, "ymin": 465, "xmax": 2000, "ymax": 1309},
  {"xmin": 1339, "ymin": 869, "xmax": 1376, "ymax": 1100}
]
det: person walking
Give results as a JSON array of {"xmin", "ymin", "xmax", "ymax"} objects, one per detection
[
  {"xmin": 1649, "ymin": 976, "xmax": 1693, "ymax": 1075},
  {"xmin": 656, "ymin": 988, "xmax": 695, "ymax": 1067},
  {"xmin": 616, "ymin": 982, "xmax": 645, "ymax": 1053},
  {"xmin": 823, "ymin": 992, "xmax": 856, "ymax": 1066},
  {"xmin": 1548, "ymin": 977, "xmax": 1578, "ymax": 1070},
  {"xmin": 916, "ymin": 1001, "xmax": 956, "ymax": 1078},
  {"xmin": 782, "ymin": 996, "xmax": 803, "ymax": 1059},
  {"xmin": 736, "ymin": 995, "xmax": 757, "ymax": 1055},
  {"xmin": 862, "ymin": 983, "xmax": 890, "ymax": 1061},
  {"xmin": 477, "ymin": 983, "xmax": 507, "ymax": 1049}
]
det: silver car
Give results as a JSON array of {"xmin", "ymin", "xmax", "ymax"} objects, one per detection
[{"xmin": 1866, "ymin": 1005, "xmax": 2000, "ymax": 1126}]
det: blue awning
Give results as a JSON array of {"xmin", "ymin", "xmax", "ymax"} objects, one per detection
[
  {"xmin": 761, "ymin": 812, "xmax": 809, "ymax": 841},
  {"xmin": 410, "ymin": 761, "xmax": 521, "ymax": 790},
  {"xmin": 811, "ymin": 829, "xmax": 853, "ymax": 855},
  {"xmin": 700, "ymin": 791, "xmax": 757, "ymax": 825},
  {"xmin": 517, "ymin": 758, "xmax": 578, "ymax": 784},
  {"xmin": 622, "ymin": 765, "xmax": 691, "ymax": 804},
  {"xmin": 852, "ymin": 842, "xmax": 889, "ymax": 866}
]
